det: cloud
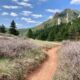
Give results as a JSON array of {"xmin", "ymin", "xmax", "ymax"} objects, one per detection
[
  {"xmin": 17, "ymin": 2, "xmax": 32, "ymax": 8},
  {"xmin": 3, "ymin": 5, "xmax": 19, "ymax": 9},
  {"xmin": 21, "ymin": 11, "xmax": 32, "ymax": 16},
  {"xmin": 2, "ymin": 11, "xmax": 18, "ymax": 17},
  {"xmin": 2, "ymin": 12, "xmax": 9, "ymax": 16},
  {"xmin": 70, "ymin": 0, "xmax": 80, "ymax": 4},
  {"xmin": 23, "ymin": 0, "xmax": 29, "ymax": 2},
  {"xmin": 21, "ymin": 11, "xmax": 43, "ymax": 18},
  {"xmin": 21, "ymin": 17, "xmax": 36, "ymax": 23},
  {"xmin": 12, "ymin": 0, "xmax": 18, "ymax": 2},
  {"xmin": 32, "ymin": 14, "xmax": 43, "ymax": 18},
  {"xmin": 10, "ymin": 12, "xmax": 18, "ymax": 17},
  {"xmin": 16, "ymin": 23, "xmax": 22, "ymax": 26},
  {"xmin": 48, "ymin": 16, "xmax": 53, "ymax": 19},
  {"xmin": 39, "ymin": 0, "xmax": 47, "ymax": 2},
  {"xmin": 46, "ymin": 9, "xmax": 61, "ymax": 13},
  {"xmin": 12, "ymin": 0, "xmax": 32, "ymax": 8},
  {"xmin": 12, "ymin": 0, "xmax": 29, "ymax": 2},
  {"xmin": 1, "ymin": 12, "xmax": 18, "ymax": 17}
]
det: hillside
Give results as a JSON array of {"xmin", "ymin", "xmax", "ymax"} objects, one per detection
[
  {"xmin": 28, "ymin": 17, "xmax": 80, "ymax": 41},
  {"xmin": 19, "ymin": 9, "xmax": 80, "ymax": 37},
  {"xmin": 35, "ymin": 9, "xmax": 80, "ymax": 29}
]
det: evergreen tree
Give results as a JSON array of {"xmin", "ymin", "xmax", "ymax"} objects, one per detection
[
  {"xmin": 9, "ymin": 20, "xmax": 19, "ymax": 36},
  {"xmin": 27, "ymin": 29, "xmax": 33, "ymax": 38},
  {"xmin": 47, "ymin": 30, "xmax": 55, "ymax": 41},
  {"xmin": 31, "ymin": 18, "xmax": 80, "ymax": 41},
  {"xmin": 0, "ymin": 24, "xmax": 6, "ymax": 33},
  {"xmin": 36, "ymin": 29, "xmax": 48, "ymax": 40}
]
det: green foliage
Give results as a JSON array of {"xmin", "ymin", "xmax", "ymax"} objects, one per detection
[
  {"xmin": 0, "ymin": 25, "xmax": 6, "ymax": 33},
  {"xmin": 9, "ymin": 20, "xmax": 19, "ymax": 36},
  {"xmin": 34, "ymin": 9, "xmax": 80, "ymax": 31},
  {"xmin": 17, "ymin": 9, "xmax": 80, "ymax": 37},
  {"xmin": 27, "ymin": 29, "xmax": 33, "ymax": 38},
  {"xmin": 47, "ymin": 29, "xmax": 55, "ymax": 41},
  {"xmin": 31, "ymin": 18, "xmax": 80, "ymax": 41}
]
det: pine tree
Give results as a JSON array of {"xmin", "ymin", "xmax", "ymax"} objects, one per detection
[
  {"xmin": 0, "ymin": 24, "xmax": 6, "ymax": 33},
  {"xmin": 9, "ymin": 20, "xmax": 19, "ymax": 36},
  {"xmin": 47, "ymin": 30, "xmax": 55, "ymax": 41},
  {"xmin": 27, "ymin": 29, "xmax": 33, "ymax": 38}
]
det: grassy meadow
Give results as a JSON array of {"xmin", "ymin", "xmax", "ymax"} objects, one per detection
[
  {"xmin": 1, "ymin": 33, "xmax": 80, "ymax": 80},
  {"xmin": 0, "ymin": 34, "xmax": 47, "ymax": 80},
  {"xmin": 29, "ymin": 39, "xmax": 61, "ymax": 49}
]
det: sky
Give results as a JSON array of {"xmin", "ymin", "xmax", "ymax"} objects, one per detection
[{"xmin": 0, "ymin": 0, "xmax": 80, "ymax": 28}]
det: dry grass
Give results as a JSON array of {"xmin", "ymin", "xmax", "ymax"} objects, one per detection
[
  {"xmin": 0, "ymin": 36, "xmax": 38, "ymax": 58},
  {"xmin": 29, "ymin": 39, "xmax": 61, "ymax": 49},
  {"xmin": 53, "ymin": 41, "xmax": 80, "ymax": 80},
  {"xmin": 0, "ymin": 35, "xmax": 47, "ymax": 80}
]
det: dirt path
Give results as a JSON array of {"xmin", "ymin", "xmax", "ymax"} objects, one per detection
[{"xmin": 27, "ymin": 46, "xmax": 60, "ymax": 80}]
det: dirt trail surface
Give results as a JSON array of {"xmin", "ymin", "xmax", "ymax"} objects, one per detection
[{"xmin": 27, "ymin": 46, "xmax": 60, "ymax": 80}]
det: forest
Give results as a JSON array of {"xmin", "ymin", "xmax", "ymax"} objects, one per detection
[{"xmin": 27, "ymin": 18, "xmax": 80, "ymax": 41}]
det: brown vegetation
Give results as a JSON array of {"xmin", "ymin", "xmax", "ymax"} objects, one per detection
[
  {"xmin": 54, "ymin": 41, "xmax": 80, "ymax": 80},
  {"xmin": 0, "ymin": 34, "xmax": 47, "ymax": 80}
]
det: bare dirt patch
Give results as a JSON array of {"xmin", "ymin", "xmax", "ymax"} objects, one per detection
[{"xmin": 27, "ymin": 46, "xmax": 60, "ymax": 80}]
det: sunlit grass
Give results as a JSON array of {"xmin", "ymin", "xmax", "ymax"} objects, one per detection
[
  {"xmin": 0, "ymin": 34, "xmax": 47, "ymax": 80},
  {"xmin": 29, "ymin": 39, "xmax": 61, "ymax": 48}
]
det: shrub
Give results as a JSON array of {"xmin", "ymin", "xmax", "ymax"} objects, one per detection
[
  {"xmin": 0, "ymin": 35, "xmax": 47, "ymax": 80},
  {"xmin": 54, "ymin": 41, "xmax": 80, "ymax": 80}
]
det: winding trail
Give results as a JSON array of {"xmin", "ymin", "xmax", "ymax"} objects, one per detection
[{"xmin": 27, "ymin": 46, "xmax": 60, "ymax": 80}]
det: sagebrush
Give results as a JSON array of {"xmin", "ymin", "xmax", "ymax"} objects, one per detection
[
  {"xmin": 0, "ymin": 35, "xmax": 47, "ymax": 80},
  {"xmin": 54, "ymin": 41, "xmax": 80, "ymax": 80}
]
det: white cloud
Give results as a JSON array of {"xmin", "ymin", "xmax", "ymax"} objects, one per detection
[
  {"xmin": 21, "ymin": 17, "xmax": 36, "ymax": 23},
  {"xmin": 23, "ymin": 0, "xmax": 29, "ymax": 2},
  {"xmin": 12, "ymin": 0, "xmax": 32, "ymax": 8},
  {"xmin": 12, "ymin": 0, "xmax": 29, "ymax": 2},
  {"xmin": 10, "ymin": 12, "xmax": 18, "ymax": 17},
  {"xmin": 17, "ymin": 2, "xmax": 32, "ymax": 8},
  {"xmin": 48, "ymin": 16, "xmax": 53, "ymax": 19},
  {"xmin": 22, "ymin": 11, "xmax": 32, "ymax": 16},
  {"xmin": 46, "ymin": 9, "xmax": 61, "ymax": 13},
  {"xmin": 12, "ymin": 0, "xmax": 18, "ymax": 2},
  {"xmin": 3, "ymin": 5, "xmax": 19, "ymax": 9},
  {"xmin": 39, "ymin": 0, "xmax": 47, "ymax": 2},
  {"xmin": 1, "ymin": 12, "xmax": 18, "ymax": 17},
  {"xmin": 32, "ymin": 14, "xmax": 43, "ymax": 18},
  {"xmin": 16, "ymin": 23, "xmax": 22, "ymax": 26},
  {"xmin": 2, "ymin": 12, "xmax": 9, "ymax": 16},
  {"xmin": 70, "ymin": 0, "xmax": 80, "ymax": 4},
  {"xmin": 21, "ymin": 11, "xmax": 43, "ymax": 18}
]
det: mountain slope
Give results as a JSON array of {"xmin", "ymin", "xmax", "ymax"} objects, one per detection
[
  {"xmin": 19, "ymin": 9, "xmax": 80, "ymax": 37},
  {"xmin": 35, "ymin": 9, "xmax": 80, "ymax": 29}
]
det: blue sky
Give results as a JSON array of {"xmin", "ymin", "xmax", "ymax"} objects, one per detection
[{"xmin": 0, "ymin": 0, "xmax": 80, "ymax": 28}]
